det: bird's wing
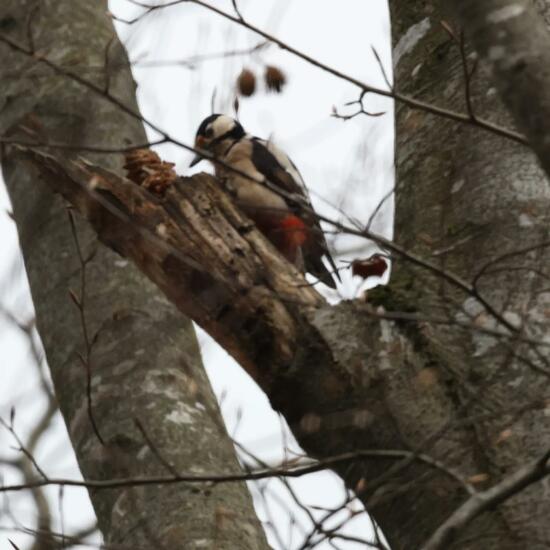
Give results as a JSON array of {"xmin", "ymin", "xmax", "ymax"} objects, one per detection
[
  {"xmin": 261, "ymin": 138, "xmax": 308, "ymax": 190},
  {"xmin": 249, "ymin": 137, "xmax": 340, "ymax": 287},
  {"xmin": 249, "ymin": 137, "xmax": 308, "ymax": 200}
]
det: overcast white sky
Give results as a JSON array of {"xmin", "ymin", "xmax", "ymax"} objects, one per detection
[{"xmin": 0, "ymin": 1, "xmax": 394, "ymax": 547}]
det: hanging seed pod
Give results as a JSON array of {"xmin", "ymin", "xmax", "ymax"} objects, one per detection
[
  {"xmin": 237, "ymin": 68, "xmax": 256, "ymax": 97},
  {"xmin": 265, "ymin": 65, "xmax": 287, "ymax": 93}
]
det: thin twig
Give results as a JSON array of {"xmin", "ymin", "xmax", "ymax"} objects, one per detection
[
  {"xmin": 371, "ymin": 46, "xmax": 392, "ymax": 90},
  {"xmin": 0, "ymin": 416, "xmax": 48, "ymax": 480},
  {"xmin": 129, "ymin": 41, "xmax": 268, "ymax": 69},
  {"xmin": 421, "ymin": 448, "xmax": 550, "ymax": 550},
  {"xmin": 111, "ymin": 0, "xmax": 528, "ymax": 145},
  {"xmin": 0, "ymin": 448, "xmax": 477, "ymax": 494},
  {"xmin": 332, "ymin": 90, "xmax": 386, "ymax": 120},
  {"xmin": 102, "ymin": 34, "xmax": 116, "ymax": 94},
  {"xmin": 67, "ymin": 210, "xmax": 105, "ymax": 446},
  {"xmin": 24, "ymin": 2, "xmax": 40, "ymax": 53},
  {"xmin": 231, "ymin": 0, "xmax": 243, "ymax": 21},
  {"xmin": 134, "ymin": 418, "xmax": 180, "ymax": 477},
  {"xmin": 440, "ymin": 22, "xmax": 477, "ymax": 119},
  {"xmin": 0, "ymin": 136, "xmax": 168, "ymax": 154}
]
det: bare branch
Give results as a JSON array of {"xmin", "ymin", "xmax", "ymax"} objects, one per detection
[
  {"xmin": 231, "ymin": 0, "xmax": 243, "ymax": 21},
  {"xmin": 67, "ymin": 210, "xmax": 105, "ymax": 446},
  {"xmin": 0, "ymin": 447, "xmax": 476, "ymax": 494},
  {"xmin": 108, "ymin": 0, "xmax": 527, "ymax": 144},
  {"xmin": 422, "ymin": 449, "xmax": 550, "ymax": 550},
  {"xmin": 0, "ymin": 417, "xmax": 48, "ymax": 480}
]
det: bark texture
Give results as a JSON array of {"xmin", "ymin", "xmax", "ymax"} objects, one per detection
[
  {"xmin": 0, "ymin": 2, "xmax": 269, "ymax": 548},
  {"xmin": 390, "ymin": 0, "xmax": 550, "ymax": 548},
  {"xmin": 448, "ymin": 0, "xmax": 550, "ymax": 180}
]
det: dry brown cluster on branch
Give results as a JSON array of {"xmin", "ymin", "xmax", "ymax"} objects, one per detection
[{"xmin": 123, "ymin": 148, "xmax": 177, "ymax": 196}]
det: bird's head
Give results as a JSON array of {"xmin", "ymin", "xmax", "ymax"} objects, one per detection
[{"xmin": 189, "ymin": 114, "xmax": 245, "ymax": 167}]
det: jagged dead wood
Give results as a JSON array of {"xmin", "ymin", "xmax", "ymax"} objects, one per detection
[
  {"xmin": 28, "ymin": 150, "xmax": 323, "ymax": 390},
  {"xmin": 20, "ymin": 148, "xmax": 519, "ymax": 550}
]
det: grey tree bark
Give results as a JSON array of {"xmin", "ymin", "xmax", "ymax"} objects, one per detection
[
  {"xmin": 388, "ymin": 0, "xmax": 550, "ymax": 548},
  {"xmin": 448, "ymin": 0, "xmax": 550, "ymax": 179},
  {"xmin": 0, "ymin": 1, "xmax": 270, "ymax": 548}
]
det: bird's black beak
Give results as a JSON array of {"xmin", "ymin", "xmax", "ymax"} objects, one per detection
[
  {"xmin": 190, "ymin": 135, "xmax": 208, "ymax": 167},
  {"xmin": 189, "ymin": 153, "xmax": 203, "ymax": 167}
]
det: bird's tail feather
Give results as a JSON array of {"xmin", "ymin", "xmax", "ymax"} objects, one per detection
[{"xmin": 306, "ymin": 250, "xmax": 339, "ymax": 289}]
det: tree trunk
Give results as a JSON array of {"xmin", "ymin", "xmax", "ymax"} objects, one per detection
[
  {"xmin": 0, "ymin": 2, "xmax": 270, "ymax": 548},
  {"xmin": 449, "ymin": 0, "xmax": 550, "ymax": 178},
  {"xmin": 388, "ymin": 1, "xmax": 550, "ymax": 548}
]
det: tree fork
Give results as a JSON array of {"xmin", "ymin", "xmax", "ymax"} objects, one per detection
[{"xmin": 18, "ymin": 146, "xmax": 515, "ymax": 549}]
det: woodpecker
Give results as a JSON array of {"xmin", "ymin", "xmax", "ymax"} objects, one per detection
[{"xmin": 190, "ymin": 114, "xmax": 339, "ymax": 288}]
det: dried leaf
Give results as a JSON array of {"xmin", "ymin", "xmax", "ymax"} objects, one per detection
[
  {"xmin": 415, "ymin": 367, "xmax": 439, "ymax": 388},
  {"xmin": 351, "ymin": 254, "xmax": 388, "ymax": 279},
  {"xmin": 440, "ymin": 19, "xmax": 458, "ymax": 41},
  {"xmin": 495, "ymin": 428, "xmax": 513, "ymax": 445},
  {"xmin": 300, "ymin": 412, "xmax": 322, "ymax": 434},
  {"xmin": 215, "ymin": 505, "xmax": 236, "ymax": 530},
  {"xmin": 467, "ymin": 473, "xmax": 489, "ymax": 484},
  {"xmin": 417, "ymin": 232, "xmax": 434, "ymax": 245},
  {"xmin": 355, "ymin": 477, "xmax": 368, "ymax": 494},
  {"xmin": 68, "ymin": 288, "xmax": 81, "ymax": 308}
]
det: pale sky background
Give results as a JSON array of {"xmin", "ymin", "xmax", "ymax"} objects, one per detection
[{"xmin": 0, "ymin": 1, "xmax": 394, "ymax": 548}]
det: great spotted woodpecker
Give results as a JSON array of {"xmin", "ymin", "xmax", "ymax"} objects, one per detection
[{"xmin": 190, "ymin": 114, "xmax": 339, "ymax": 288}]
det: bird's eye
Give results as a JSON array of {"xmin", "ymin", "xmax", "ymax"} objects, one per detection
[{"xmin": 205, "ymin": 128, "xmax": 214, "ymax": 138}]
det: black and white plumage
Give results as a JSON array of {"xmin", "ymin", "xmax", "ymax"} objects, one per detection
[{"xmin": 190, "ymin": 114, "xmax": 339, "ymax": 288}]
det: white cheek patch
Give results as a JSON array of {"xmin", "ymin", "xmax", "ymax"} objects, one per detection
[{"xmin": 212, "ymin": 116, "xmax": 235, "ymax": 138}]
